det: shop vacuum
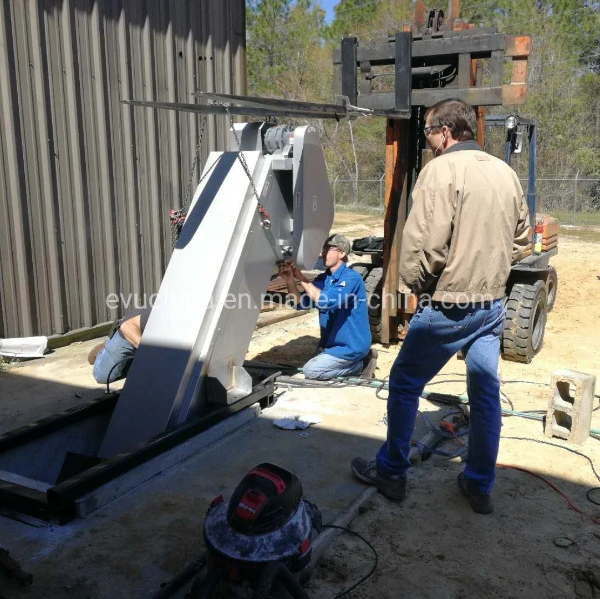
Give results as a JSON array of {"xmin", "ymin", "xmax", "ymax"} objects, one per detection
[{"xmin": 186, "ymin": 463, "xmax": 322, "ymax": 599}]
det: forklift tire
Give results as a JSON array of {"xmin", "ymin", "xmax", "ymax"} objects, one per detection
[
  {"xmin": 365, "ymin": 267, "xmax": 384, "ymax": 342},
  {"xmin": 501, "ymin": 279, "xmax": 548, "ymax": 364},
  {"xmin": 545, "ymin": 265, "xmax": 557, "ymax": 312}
]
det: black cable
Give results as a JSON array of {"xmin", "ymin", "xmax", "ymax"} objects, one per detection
[
  {"xmin": 586, "ymin": 488, "xmax": 600, "ymax": 506},
  {"xmin": 501, "ymin": 436, "xmax": 600, "ymax": 485},
  {"xmin": 321, "ymin": 524, "xmax": 378, "ymax": 599},
  {"xmin": 375, "ymin": 375, "xmax": 389, "ymax": 400},
  {"xmin": 105, "ymin": 357, "xmax": 134, "ymax": 394}
]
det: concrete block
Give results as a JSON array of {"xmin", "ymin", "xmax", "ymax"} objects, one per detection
[{"xmin": 545, "ymin": 369, "xmax": 597, "ymax": 444}]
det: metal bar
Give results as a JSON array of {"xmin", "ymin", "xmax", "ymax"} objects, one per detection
[
  {"xmin": 341, "ymin": 36, "xmax": 358, "ymax": 105},
  {"xmin": 394, "ymin": 32, "xmax": 412, "ymax": 112},
  {"xmin": 359, "ymin": 60, "xmax": 371, "ymax": 96},
  {"xmin": 334, "ymin": 31, "xmax": 504, "ymax": 64},
  {"xmin": 309, "ymin": 487, "xmax": 377, "ymax": 567},
  {"xmin": 360, "ymin": 87, "xmax": 505, "ymax": 109},
  {"xmin": 193, "ymin": 92, "xmax": 346, "ymax": 116},
  {"xmin": 490, "ymin": 50, "xmax": 504, "ymax": 87},
  {"xmin": 528, "ymin": 124, "xmax": 536, "ymax": 231},
  {"xmin": 121, "ymin": 99, "xmax": 344, "ymax": 120},
  {"xmin": 0, "ymin": 396, "xmax": 119, "ymax": 453},
  {"xmin": 0, "ymin": 482, "xmax": 52, "ymax": 522},
  {"xmin": 457, "ymin": 53, "xmax": 470, "ymax": 89}
]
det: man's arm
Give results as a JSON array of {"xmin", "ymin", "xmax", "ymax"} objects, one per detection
[
  {"xmin": 119, "ymin": 315, "xmax": 143, "ymax": 348},
  {"xmin": 512, "ymin": 191, "xmax": 531, "ymax": 264},
  {"xmin": 399, "ymin": 165, "xmax": 454, "ymax": 294},
  {"xmin": 278, "ymin": 261, "xmax": 319, "ymax": 306}
]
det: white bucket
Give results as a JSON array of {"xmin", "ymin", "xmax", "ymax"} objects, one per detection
[{"xmin": 0, "ymin": 336, "xmax": 48, "ymax": 358}]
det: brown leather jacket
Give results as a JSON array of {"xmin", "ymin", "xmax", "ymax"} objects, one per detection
[{"xmin": 399, "ymin": 141, "xmax": 530, "ymax": 303}]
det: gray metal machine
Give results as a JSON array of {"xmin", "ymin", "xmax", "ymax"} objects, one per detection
[{"xmin": 99, "ymin": 123, "xmax": 333, "ymax": 457}]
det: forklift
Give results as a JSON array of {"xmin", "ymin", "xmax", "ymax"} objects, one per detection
[
  {"xmin": 331, "ymin": 0, "xmax": 557, "ymax": 363},
  {"xmin": 123, "ymin": 0, "xmax": 553, "ymax": 364},
  {"xmin": 351, "ymin": 114, "xmax": 558, "ymax": 363}
]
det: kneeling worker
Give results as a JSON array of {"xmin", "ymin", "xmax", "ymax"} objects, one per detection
[
  {"xmin": 87, "ymin": 308, "xmax": 151, "ymax": 384},
  {"xmin": 279, "ymin": 234, "xmax": 376, "ymax": 380}
]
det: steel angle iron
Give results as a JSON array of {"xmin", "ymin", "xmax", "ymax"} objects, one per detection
[{"xmin": 188, "ymin": 463, "xmax": 322, "ymax": 598}]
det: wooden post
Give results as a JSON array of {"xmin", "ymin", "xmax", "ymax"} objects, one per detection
[{"xmin": 382, "ymin": 118, "xmax": 411, "ymax": 344}]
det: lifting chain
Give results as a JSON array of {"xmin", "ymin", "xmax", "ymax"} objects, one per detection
[
  {"xmin": 221, "ymin": 103, "xmax": 272, "ymax": 231},
  {"xmin": 170, "ymin": 115, "xmax": 208, "ymax": 249}
]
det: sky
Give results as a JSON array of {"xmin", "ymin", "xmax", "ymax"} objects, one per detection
[{"xmin": 319, "ymin": 0, "xmax": 339, "ymax": 23}]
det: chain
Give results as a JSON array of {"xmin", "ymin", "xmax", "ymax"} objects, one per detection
[
  {"xmin": 221, "ymin": 104, "xmax": 272, "ymax": 231},
  {"xmin": 170, "ymin": 115, "xmax": 209, "ymax": 249}
]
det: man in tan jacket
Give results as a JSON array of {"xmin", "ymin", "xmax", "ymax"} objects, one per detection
[{"xmin": 351, "ymin": 99, "xmax": 530, "ymax": 513}]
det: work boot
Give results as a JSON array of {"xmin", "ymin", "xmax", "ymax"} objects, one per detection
[
  {"xmin": 457, "ymin": 472, "xmax": 494, "ymax": 514},
  {"xmin": 351, "ymin": 457, "xmax": 406, "ymax": 501},
  {"xmin": 360, "ymin": 348, "xmax": 378, "ymax": 379},
  {"xmin": 87, "ymin": 342, "xmax": 106, "ymax": 365}
]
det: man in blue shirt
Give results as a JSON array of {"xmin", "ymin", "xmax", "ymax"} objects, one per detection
[{"xmin": 279, "ymin": 234, "xmax": 375, "ymax": 380}]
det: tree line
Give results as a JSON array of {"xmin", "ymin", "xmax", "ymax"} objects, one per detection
[{"xmin": 246, "ymin": 0, "xmax": 600, "ymax": 210}]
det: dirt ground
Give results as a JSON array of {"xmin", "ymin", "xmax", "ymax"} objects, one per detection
[
  {"xmin": 245, "ymin": 216, "xmax": 600, "ymax": 599},
  {"xmin": 1, "ymin": 213, "xmax": 600, "ymax": 598}
]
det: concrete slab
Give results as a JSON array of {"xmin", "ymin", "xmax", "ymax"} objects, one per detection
[
  {"xmin": 0, "ymin": 384, "xmax": 397, "ymax": 598},
  {"xmin": 0, "ymin": 338, "xmax": 122, "ymax": 435}
]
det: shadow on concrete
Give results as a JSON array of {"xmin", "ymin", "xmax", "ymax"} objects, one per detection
[
  {"xmin": 0, "ymin": 365, "xmax": 111, "ymax": 436},
  {"xmin": 1, "ymin": 353, "xmax": 600, "ymax": 599},
  {"xmin": 250, "ymin": 335, "xmax": 323, "ymax": 372}
]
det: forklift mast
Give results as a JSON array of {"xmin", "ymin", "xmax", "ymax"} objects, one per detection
[
  {"xmin": 333, "ymin": 0, "xmax": 531, "ymax": 343},
  {"xmin": 486, "ymin": 115, "xmax": 537, "ymax": 233}
]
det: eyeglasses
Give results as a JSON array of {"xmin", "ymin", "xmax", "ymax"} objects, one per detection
[
  {"xmin": 322, "ymin": 246, "xmax": 340, "ymax": 253},
  {"xmin": 423, "ymin": 125, "xmax": 438, "ymax": 135}
]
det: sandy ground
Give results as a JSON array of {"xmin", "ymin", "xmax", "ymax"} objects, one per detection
[
  {"xmin": 247, "ymin": 224, "xmax": 600, "ymax": 599},
  {"xmin": 1, "ymin": 215, "xmax": 600, "ymax": 598}
]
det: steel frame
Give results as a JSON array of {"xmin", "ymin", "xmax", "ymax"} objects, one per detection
[{"xmin": 0, "ymin": 383, "xmax": 275, "ymax": 524}]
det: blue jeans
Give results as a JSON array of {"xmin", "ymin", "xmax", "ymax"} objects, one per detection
[
  {"xmin": 377, "ymin": 299, "xmax": 505, "ymax": 494},
  {"xmin": 303, "ymin": 351, "xmax": 363, "ymax": 380},
  {"xmin": 93, "ymin": 330, "xmax": 136, "ymax": 384}
]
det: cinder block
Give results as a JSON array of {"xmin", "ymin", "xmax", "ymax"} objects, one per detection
[{"xmin": 545, "ymin": 369, "xmax": 597, "ymax": 444}]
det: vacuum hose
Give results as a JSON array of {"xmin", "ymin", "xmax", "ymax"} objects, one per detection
[
  {"xmin": 252, "ymin": 562, "xmax": 311, "ymax": 599},
  {"xmin": 187, "ymin": 566, "xmax": 226, "ymax": 599}
]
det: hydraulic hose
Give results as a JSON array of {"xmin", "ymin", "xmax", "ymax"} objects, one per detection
[
  {"xmin": 187, "ymin": 566, "xmax": 226, "ymax": 599},
  {"xmin": 252, "ymin": 562, "xmax": 311, "ymax": 599}
]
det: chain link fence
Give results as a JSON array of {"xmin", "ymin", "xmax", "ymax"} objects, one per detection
[
  {"xmin": 331, "ymin": 176, "xmax": 385, "ymax": 211},
  {"xmin": 332, "ymin": 176, "xmax": 600, "ymax": 226},
  {"xmin": 532, "ymin": 178, "xmax": 600, "ymax": 226}
]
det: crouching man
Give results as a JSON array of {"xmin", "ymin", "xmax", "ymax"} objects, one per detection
[
  {"xmin": 278, "ymin": 234, "xmax": 376, "ymax": 380},
  {"xmin": 87, "ymin": 308, "xmax": 151, "ymax": 384}
]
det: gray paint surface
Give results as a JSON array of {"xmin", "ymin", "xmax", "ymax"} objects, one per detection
[{"xmin": 0, "ymin": 0, "xmax": 246, "ymax": 337}]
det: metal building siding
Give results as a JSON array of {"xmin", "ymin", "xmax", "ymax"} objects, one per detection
[{"xmin": 0, "ymin": 0, "xmax": 246, "ymax": 338}]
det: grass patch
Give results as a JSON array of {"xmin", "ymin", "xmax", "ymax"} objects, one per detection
[
  {"xmin": 333, "ymin": 208, "xmax": 383, "ymax": 232},
  {"xmin": 558, "ymin": 226, "xmax": 600, "ymax": 243},
  {"xmin": 334, "ymin": 205, "xmax": 383, "ymax": 219},
  {"xmin": 548, "ymin": 211, "xmax": 600, "ymax": 227}
]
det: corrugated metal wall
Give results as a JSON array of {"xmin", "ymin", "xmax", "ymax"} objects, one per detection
[{"xmin": 0, "ymin": 0, "xmax": 246, "ymax": 338}]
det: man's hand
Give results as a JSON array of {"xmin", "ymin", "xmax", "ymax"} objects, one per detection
[
  {"xmin": 278, "ymin": 260, "xmax": 295, "ymax": 281},
  {"xmin": 278, "ymin": 260, "xmax": 303, "ymax": 305},
  {"xmin": 279, "ymin": 260, "xmax": 309, "ymax": 283}
]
